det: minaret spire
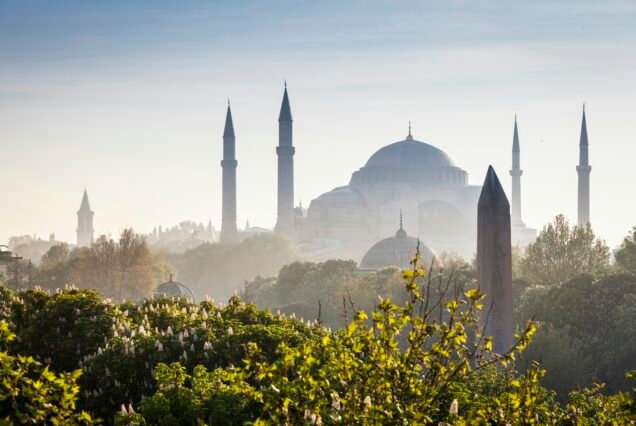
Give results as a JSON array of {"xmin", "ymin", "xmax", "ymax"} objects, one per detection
[
  {"xmin": 221, "ymin": 103, "xmax": 238, "ymax": 243},
  {"xmin": 275, "ymin": 82, "xmax": 296, "ymax": 236},
  {"xmin": 509, "ymin": 115, "xmax": 524, "ymax": 226},
  {"xmin": 577, "ymin": 104, "xmax": 591, "ymax": 227},
  {"xmin": 77, "ymin": 189, "xmax": 94, "ymax": 247},
  {"xmin": 406, "ymin": 121, "xmax": 414, "ymax": 140}
]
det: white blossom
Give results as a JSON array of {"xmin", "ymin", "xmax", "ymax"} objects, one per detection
[
  {"xmin": 363, "ymin": 396, "xmax": 372, "ymax": 408},
  {"xmin": 449, "ymin": 399, "xmax": 458, "ymax": 416}
]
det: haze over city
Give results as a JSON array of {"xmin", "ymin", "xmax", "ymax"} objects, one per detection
[{"xmin": 1, "ymin": 0, "xmax": 635, "ymax": 248}]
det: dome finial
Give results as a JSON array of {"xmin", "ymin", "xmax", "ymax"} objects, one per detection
[
  {"xmin": 406, "ymin": 121, "xmax": 413, "ymax": 140},
  {"xmin": 396, "ymin": 210, "xmax": 407, "ymax": 238}
]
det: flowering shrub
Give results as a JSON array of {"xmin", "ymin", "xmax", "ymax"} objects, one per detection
[{"xmin": 0, "ymin": 321, "xmax": 93, "ymax": 424}]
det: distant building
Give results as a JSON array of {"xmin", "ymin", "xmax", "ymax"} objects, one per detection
[
  {"xmin": 155, "ymin": 275, "xmax": 195, "ymax": 300},
  {"xmin": 77, "ymin": 189, "xmax": 94, "ymax": 247},
  {"xmin": 147, "ymin": 220, "xmax": 216, "ymax": 253}
]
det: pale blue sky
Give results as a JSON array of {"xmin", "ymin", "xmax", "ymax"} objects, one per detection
[{"xmin": 1, "ymin": 0, "xmax": 635, "ymax": 249}]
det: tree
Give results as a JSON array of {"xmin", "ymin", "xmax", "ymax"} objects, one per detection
[
  {"xmin": 519, "ymin": 214, "xmax": 610, "ymax": 286},
  {"xmin": 71, "ymin": 229, "xmax": 171, "ymax": 301},
  {"xmin": 615, "ymin": 227, "xmax": 636, "ymax": 273},
  {"xmin": 34, "ymin": 243, "xmax": 74, "ymax": 290},
  {"xmin": 40, "ymin": 243, "xmax": 71, "ymax": 266},
  {"xmin": 517, "ymin": 272, "xmax": 636, "ymax": 395}
]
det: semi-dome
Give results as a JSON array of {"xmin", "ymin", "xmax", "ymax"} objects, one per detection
[
  {"xmin": 365, "ymin": 138, "xmax": 456, "ymax": 168},
  {"xmin": 359, "ymin": 221, "xmax": 435, "ymax": 271},
  {"xmin": 156, "ymin": 275, "xmax": 195, "ymax": 300}
]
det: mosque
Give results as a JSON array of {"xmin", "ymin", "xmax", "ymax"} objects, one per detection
[
  {"xmin": 218, "ymin": 85, "xmax": 548, "ymax": 265},
  {"xmin": 76, "ymin": 85, "xmax": 596, "ymax": 272}
]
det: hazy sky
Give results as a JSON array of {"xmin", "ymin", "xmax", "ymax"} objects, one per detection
[{"xmin": 1, "ymin": 0, "xmax": 635, "ymax": 250}]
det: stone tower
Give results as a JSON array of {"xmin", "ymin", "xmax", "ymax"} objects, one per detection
[
  {"xmin": 577, "ymin": 105, "xmax": 591, "ymax": 227},
  {"xmin": 220, "ymin": 102, "xmax": 239, "ymax": 243},
  {"xmin": 77, "ymin": 189, "xmax": 94, "ymax": 247},
  {"xmin": 477, "ymin": 166, "xmax": 513, "ymax": 355},
  {"xmin": 275, "ymin": 82, "xmax": 295, "ymax": 237},
  {"xmin": 509, "ymin": 116, "xmax": 524, "ymax": 226}
]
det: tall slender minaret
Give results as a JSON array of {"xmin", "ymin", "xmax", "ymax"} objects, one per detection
[
  {"xmin": 220, "ymin": 102, "xmax": 239, "ymax": 243},
  {"xmin": 275, "ymin": 82, "xmax": 295, "ymax": 236},
  {"xmin": 509, "ymin": 116, "xmax": 524, "ymax": 226},
  {"xmin": 577, "ymin": 104, "xmax": 591, "ymax": 227},
  {"xmin": 77, "ymin": 189, "xmax": 94, "ymax": 247}
]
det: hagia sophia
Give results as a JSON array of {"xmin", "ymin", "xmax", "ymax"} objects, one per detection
[{"xmin": 75, "ymin": 84, "xmax": 595, "ymax": 272}]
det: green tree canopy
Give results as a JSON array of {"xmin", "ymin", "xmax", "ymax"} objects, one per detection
[
  {"xmin": 615, "ymin": 227, "xmax": 636, "ymax": 273},
  {"xmin": 519, "ymin": 214, "xmax": 610, "ymax": 286}
]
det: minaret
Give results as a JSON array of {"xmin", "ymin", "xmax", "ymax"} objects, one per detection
[
  {"xmin": 77, "ymin": 189, "xmax": 94, "ymax": 247},
  {"xmin": 577, "ymin": 104, "xmax": 591, "ymax": 227},
  {"xmin": 509, "ymin": 116, "xmax": 524, "ymax": 226},
  {"xmin": 220, "ymin": 102, "xmax": 239, "ymax": 243},
  {"xmin": 275, "ymin": 82, "xmax": 295, "ymax": 236}
]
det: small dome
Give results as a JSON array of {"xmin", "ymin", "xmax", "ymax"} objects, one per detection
[
  {"xmin": 359, "ymin": 226, "xmax": 435, "ymax": 271},
  {"xmin": 156, "ymin": 275, "xmax": 195, "ymax": 300},
  {"xmin": 365, "ymin": 138, "xmax": 456, "ymax": 169}
]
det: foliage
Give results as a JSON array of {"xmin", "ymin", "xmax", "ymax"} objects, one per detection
[
  {"xmin": 517, "ymin": 272, "xmax": 636, "ymax": 395},
  {"xmin": 0, "ymin": 321, "xmax": 93, "ymax": 424},
  {"xmin": 33, "ymin": 243, "xmax": 74, "ymax": 290},
  {"xmin": 519, "ymin": 214, "xmax": 610, "ymax": 287},
  {"xmin": 3, "ymin": 231, "xmax": 636, "ymax": 423},
  {"xmin": 120, "ymin": 254, "xmax": 552, "ymax": 424},
  {"xmin": 167, "ymin": 233, "xmax": 300, "ymax": 301},
  {"xmin": 244, "ymin": 256, "xmax": 476, "ymax": 331},
  {"xmin": 70, "ymin": 229, "xmax": 172, "ymax": 301},
  {"xmin": 0, "ymin": 286, "xmax": 121, "ymax": 372},
  {"xmin": 615, "ymin": 227, "xmax": 636, "ymax": 273}
]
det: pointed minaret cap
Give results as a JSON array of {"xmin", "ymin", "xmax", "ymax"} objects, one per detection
[
  {"xmin": 580, "ymin": 103, "xmax": 588, "ymax": 146},
  {"xmin": 406, "ymin": 121, "xmax": 414, "ymax": 141},
  {"xmin": 223, "ymin": 103, "xmax": 235, "ymax": 138},
  {"xmin": 512, "ymin": 115, "xmax": 520, "ymax": 153},
  {"xmin": 79, "ymin": 189, "xmax": 91, "ymax": 212},
  {"xmin": 396, "ymin": 209, "xmax": 407, "ymax": 238},
  {"xmin": 478, "ymin": 166, "xmax": 510, "ymax": 213},
  {"xmin": 278, "ymin": 82, "xmax": 293, "ymax": 122}
]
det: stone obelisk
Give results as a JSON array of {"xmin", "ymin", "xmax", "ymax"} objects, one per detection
[{"xmin": 477, "ymin": 166, "xmax": 513, "ymax": 354}]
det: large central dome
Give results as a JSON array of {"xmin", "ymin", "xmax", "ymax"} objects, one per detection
[
  {"xmin": 349, "ymin": 132, "xmax": 467, "ymax": 186},
  {"xmin": 365, "ymin": 138, "xmax": 456, "ymax": 168}
]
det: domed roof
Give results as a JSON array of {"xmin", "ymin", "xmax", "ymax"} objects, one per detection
[
  {"xmin": 156, "ymin": 275, "xmax": 195, "ymax": 300},
  {"xmin": 365, "ymin": 138, "xmax": 455, "ymax": 169},
  {"xmin": 359, "ymin": 222, "xmax": 435, "ymax": 271}
]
